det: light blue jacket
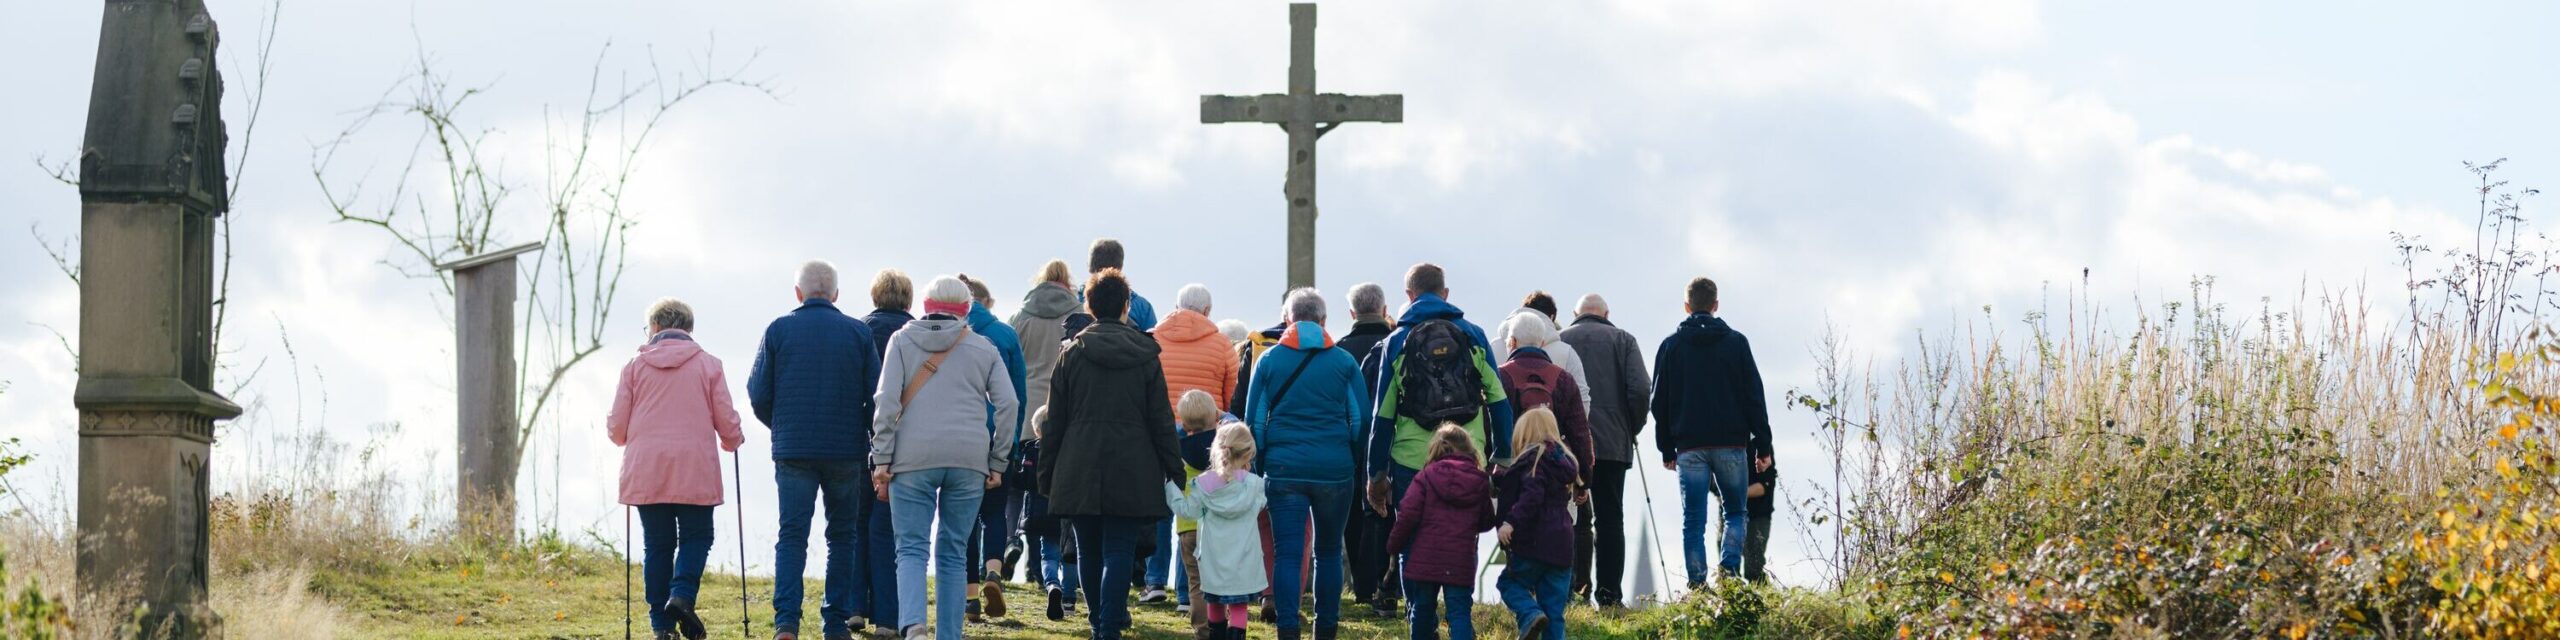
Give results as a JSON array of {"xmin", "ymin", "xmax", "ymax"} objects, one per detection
[{"xmin": 1165, "ymin": 471, "xmax": 1269, "ymax": 597}]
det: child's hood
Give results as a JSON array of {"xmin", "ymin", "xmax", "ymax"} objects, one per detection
[
  {"xmin": 1417, "ymin": 456, "xmax": 1491, "ymax": 507},
  {"xmin": 1193, "ymin": 471, "xmax": 1266, "ymax": 519}
]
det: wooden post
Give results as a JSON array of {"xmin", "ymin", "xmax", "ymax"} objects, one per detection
[{"xmin": 437, "ymin": 242, "xmax": 540, "ymax": 542}]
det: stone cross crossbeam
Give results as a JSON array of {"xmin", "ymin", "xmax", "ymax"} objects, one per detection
[{"xmin": 1201, "ymin": 2, "xmax": 1402, "ymax": 292}]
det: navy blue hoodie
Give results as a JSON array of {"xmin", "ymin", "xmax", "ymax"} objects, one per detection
[{"xmin": 1649, "ymin": 313, "xmax": 1772, "ymax": 462}]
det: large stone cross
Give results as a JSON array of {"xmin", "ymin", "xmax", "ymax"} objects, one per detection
[{"xmin": 1201, "ymin": 2, "xmax": 1402, "ymax": 291}]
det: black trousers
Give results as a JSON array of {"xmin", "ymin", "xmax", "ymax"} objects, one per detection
[
  {"xmin": 1585, "ymin": 460, "xmax": 1631, "ymax": 606},
  {"xmin": 1346, "ymin": 498, "xmax": 1398, "ymax": 603}
]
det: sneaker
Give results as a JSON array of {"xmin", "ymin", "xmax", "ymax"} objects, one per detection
[
  {"xmin": 1046, "ymin": 586, "xmax": 1067, "ymax": 621},
  {"xmin": 1138, "ymin": 586, "xmax": 1168, "ymax": 604},
  {"xmin": 773, "ymin": 631, "xmax": 799, "ymax": 640},
  {"xmin": 655, "ymin": 632, "xmax": 679, "ymax": 640},
  {"xmin": 1175, "ymin": 602, "xmax": 1190, "ymax": 614},
  {"xmin": 1065, "ymin": 598, "xmax": 1080, "ymax": 615},
  {"xmin": 1519, "ymin": 612, "xmax": 1549, "ymax": 640},
  {"xmin": 664, "ymin": 597, "xmax": 708, "ymax": 640},
  {"xmin": 901, "ymin": 624, "xmax": 930, "ymax": 640},
  {"xmin": 967, "ymin": 598, "xmax": 985, "ymax": 624},
  {"xmin": 983, "ymin": 581, "xmax": 1007, "ymax": 618}
]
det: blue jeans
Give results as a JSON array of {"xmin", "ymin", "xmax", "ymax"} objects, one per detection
[
  {"xmin": 889, "ymin": 467, "xmax": 984, "ymax": 640},
  {"xmin": 637, "ymin": 504, "xmax": 715, "ymax": 633},
  {"xmin": 1268, "ymin": 479, "xmax": 1352, "ymax": 631},
  {"xmin": 1145, "ymin": 518, "xmax": 1173, "ymax": 589},
  {"xmin": 1040, "ymin": 523, "xmax": 1081, "ymax": 601},
  {"xmin": 862, "ymin": 494, "xmax": 897, "ymax": 625},
  {"xmin": 1402, "ymin": 579, "xmax": 1474, "ymax": 640},
  {"xmin": 1071, "ymin": 515, "xmax": 1149, "ymax": 639},
  {"xmin": 773, "ymin": 460, "xmax": 866, "ymax": 635},
  {"xmin": 1496, "ymin": 558, "xmax": 1570, "ymax": 640},
  {"xmin": 1677, "ymin": 449, "xmax": 1750, "ymax": 585}
]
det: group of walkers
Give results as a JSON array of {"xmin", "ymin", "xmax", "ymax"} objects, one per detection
[{"xmin": 603, "ymin": 238, "xmax": 1781, "ymax": 640}]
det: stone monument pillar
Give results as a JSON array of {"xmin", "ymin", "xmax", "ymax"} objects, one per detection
[
  {"xmin": 436, "ymin": 242, "xmax": 540, "ymax": 542},
  {"xmin": 73, "ymin": 0, "xmax": 240, "ymax": 635}
]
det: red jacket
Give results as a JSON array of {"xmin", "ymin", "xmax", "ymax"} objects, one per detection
[{"xmin": 1388, "ymin": 453, "xmax": 1499, "ymax": 587}]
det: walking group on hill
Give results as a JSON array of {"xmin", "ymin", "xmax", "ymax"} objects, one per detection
[{"xmin": 602, "ymin": 238, "xmax": 1780, "ymax": 640}]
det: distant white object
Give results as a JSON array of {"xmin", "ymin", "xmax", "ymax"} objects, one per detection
[{"xmin": 1631, "ymin": 520, "xmax": 1660, "ymax": 609}]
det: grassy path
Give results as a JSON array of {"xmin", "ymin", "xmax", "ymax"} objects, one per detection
[{"xmin": 324, "ymin": 558, "xmax": 1651, "ymax": 639}]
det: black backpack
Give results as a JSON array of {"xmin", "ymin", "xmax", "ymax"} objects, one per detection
[{"xmin": 1397, "ymin": 319, "xmax": 1484, "ymax": 426}]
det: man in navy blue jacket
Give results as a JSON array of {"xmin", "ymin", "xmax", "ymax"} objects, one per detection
[
  {"xmin": 748, "ymin": 260, "xmax": 880, "ymax": 640},
  {"xmin": 1650, "ymin": 277, "xmax": 1774, "ymax": 589}
]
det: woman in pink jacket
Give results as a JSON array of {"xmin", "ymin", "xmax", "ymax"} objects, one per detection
[{"xmin": 608, "ymin": 298, "xmax": 746, "ymax": 640}]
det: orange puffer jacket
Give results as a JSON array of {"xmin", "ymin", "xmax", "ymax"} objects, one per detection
[{"xmin": 1154, "ymin": 309, "xmax": 1238, "ymax": 411}]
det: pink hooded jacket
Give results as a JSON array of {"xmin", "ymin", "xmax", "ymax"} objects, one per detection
[{"xmin": 607, "ymin": 332, "xmax": 746, "ymax": 506}]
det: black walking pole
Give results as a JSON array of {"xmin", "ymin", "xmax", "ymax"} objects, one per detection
[
  {"xmin": 734, "ymin": 449, "xmax": 750, "ymax": 638},
  {"xmin": 1635, "ymin": 463, "xmax": 1676, "ymax": 599},
  {"xmin": 625, "ymin": 504, "xmax": 635, "ymax": 640}
]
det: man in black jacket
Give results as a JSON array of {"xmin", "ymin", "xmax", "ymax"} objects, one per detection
[
  {"xmin": 1651, "ymin": 277, "xmax": 1773, "ymax": 588},
  {"xmin": 1332, "ymin": 282, "xmax": 1400, "ymax": 616}
]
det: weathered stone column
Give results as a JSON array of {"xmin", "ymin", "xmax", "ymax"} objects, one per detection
[
  {"xmin": 73, "ymin": 1, "xmax": 239, "ymax": 636},
  {"xmin": 436, "ymin": 242, "xmax": 540, "ymax": 542}
]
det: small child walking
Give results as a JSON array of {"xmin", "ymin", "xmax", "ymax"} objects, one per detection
[
  {"xmin": 1166, "ymin": 422, "xmax": 1269, "ymax": 640},
  {"xmin": 1172, "ymin": 390, "xmax": 1227, "ymax": 639},
  {"xmin": 1495, "ymin": 408, "xmax": 1580, "ymax": 640},
  {"xmin": 1387, "ymin": 424, "xmax": 1499, "ymax": 640}
]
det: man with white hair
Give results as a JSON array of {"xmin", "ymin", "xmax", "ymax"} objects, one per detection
[
  {"xmin": 748, "ymin": 259, "xmax": 880, "ymax": 640},
  {"xmin": 1149, "ymin": 282, "xmax": 1234, "ymax": 608},
  {"xmin": 1558, "ymin": 293, "xmax": 1653, "ymax": 608},
  {"xmin": 1333, "ymin": 282, "xmax": 1401, "ymax": 615}
]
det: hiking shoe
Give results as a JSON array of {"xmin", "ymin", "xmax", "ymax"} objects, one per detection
[
  {"xmin": 772, "ymin": 630, "xmax": 798, "ymax": 640},
  {"xmin": 983, "ymin": 581, "xmax": 1007, "ymax": 618},
  {"xmin": 664, "ymin": 597, "xmax": 708, "ymax": 640},
  {"xmin": 1046, "ymin": 586, "xmax": 1067, "ymax": 621},
  {"xmin": 1519, "ymin": 612, "xmax": 1549, "ymax": 640},
  {"xmin": 655, "ymin": 631, "xmax": 679, "ymax": 640},
  {"xmin": 1138, "ymin": 586, "xmax": 1169, "ymax": 604},
  {"xmin": 967, "ymin": 598, "xmax": 985, "ymax": 624}
]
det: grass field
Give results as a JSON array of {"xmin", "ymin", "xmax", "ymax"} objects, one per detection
[{"xmin": 321, "ymin": 547, "xmax": 1644, "ymax": 639}]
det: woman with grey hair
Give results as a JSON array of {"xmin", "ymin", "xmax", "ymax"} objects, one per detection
[
  {"xmin": 871, "ymin": 276, "xmax": 1021, "ymax": 640},
  {"xmin": 609, "ymin": 297, "xmax": 746, "ymax": 640},
  {"xmin": 1242, "ymin": 287, "xmax": 1373, "ymax": 639}
]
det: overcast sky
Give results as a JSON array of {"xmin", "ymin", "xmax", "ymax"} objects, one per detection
[{"xmin": 4, "ymin": 0, "xmax": 2555, "ymax": 594}]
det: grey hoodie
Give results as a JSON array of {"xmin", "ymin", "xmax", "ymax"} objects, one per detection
[
  {"xmin": 871, "ymin": 315, "xmax": 1020, "ymax": 475},
  {"xmin": 1009, "ymin": 282, "xmax": 1081, "ymax": 419}
]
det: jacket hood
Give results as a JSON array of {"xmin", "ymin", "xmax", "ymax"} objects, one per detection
[
  {"xmin": 636, "ymin": 332, "xmax": 704, "ymax": 369},
  {"xmin": 1418, "ymin": 456, "xmax": 1491, "ymax": 506},
  {"xmin": 1180, "ymin": 428, "xmax": 1219, "ymax": 471},
  {"xmin": 1155, "ymin": 309, "xmax": 1222, "ymax": 344},
  {"xmin": 1397, "ymin": 294, "xmax": 1467, "ymax": 326},
  {"xmin": 1677, "ymin": 313, "xmax": 1734, "ymax": 346},
  {"xmin": 1020, "ymin": 282, "xmax": 1081, "ymax": 319},
  {"xmin": 1276, "ymin": 321, "xmax": 1334, "ymax": 351},
  {"xmin": 900, "ymin": 316, "xmax": 970, "ymax": 353},
  {"xmin": 967, "ymin": 302, "xmax": 1007, "ymax": 333},
  {"xmin": 1519, "ymin": 443, "xmax": 1579, "ymax": 482},
  {"xmin": 1074, "ymin": 320, "xmax": 1162, "ymax": 369},
  {"xmin": 1196, "ymin": 471, "xmax": 1265, "ymax": 519}
]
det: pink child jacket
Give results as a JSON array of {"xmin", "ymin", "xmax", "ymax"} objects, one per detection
[{"xmin": 607, "ymin": 332, "xmax": 746, "ymax": 506}]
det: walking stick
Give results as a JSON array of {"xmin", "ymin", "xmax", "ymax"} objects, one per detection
[
  {"xmin": 625, "ymin": 505, "xmax": 635, "ymax": 640},
  {"xmin": 734, "ymin": 449, "xmax": 751, "ymax": 638}
]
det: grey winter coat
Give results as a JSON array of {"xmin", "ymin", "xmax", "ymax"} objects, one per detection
[
  {"xmin": 1560, "ymin": 314, "xmax": 1652, "ymax": 465},
  {"xmin": 870, "ymin": 314, "xmax": 1020, "ymax": 475},
  {"xmin": 1009, "ymin": 282, "xmax": 1081, "ymax": 417}
]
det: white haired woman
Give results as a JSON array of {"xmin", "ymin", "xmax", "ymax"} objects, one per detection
[
  {"xmin": 608, "ymin": 298, "xmax": 746, "ymax": 640},
  {"xmin": 871, "ymin": 276, "xmax": 1022, "ymax": 640}
]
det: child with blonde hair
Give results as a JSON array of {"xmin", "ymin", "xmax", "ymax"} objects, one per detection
[
  {"xmin": 1494, "ymin": 408, "xmax": 1579, "ymax": 640},
  {"xmin": 1166, "ymin": 422, "xmax": 1269, "ymax": 639},
  {"xmin": 1386, "ymin": 424, "xmax": 1498, "ymax": 640}
]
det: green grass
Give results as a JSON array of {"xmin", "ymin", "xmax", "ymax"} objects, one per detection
[{"xmin": 315, "ymin": 550, "xmax": 1659, "ymax": 639}]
